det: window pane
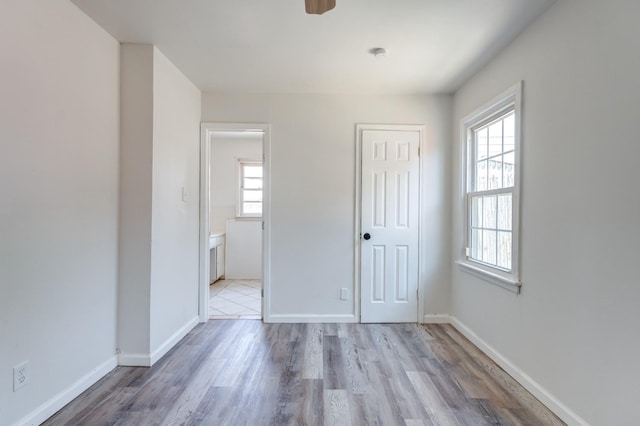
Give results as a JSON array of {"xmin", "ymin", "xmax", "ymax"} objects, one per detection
[
  {"xmin": 497, "ymin": 194, "xmax": 512, "ymax": 231},
  {"xmin": 243, "ymin": 177, "xmax": 262, "ymax": 189},
  {"xmin": 471, "ymin": 196, "xmax": 483, "ymax": 227},
  {"xmin": 503, "ymin": 113, "xmax": 515, "ymax": 152},
  {"xmin": 488, "ymin": 120, "xmax": 503, "ymax": 158},
  {"xmin": 483, "ymin": 230, "xmax": 497, "ymax": 265},
  {"xmin": 488, "ymin": 157, "xmax": 503, "ymax": 190},
  {"xmin": 503, "ymin": 152, "xmax": 515, "ymax": 187},
  {"xmin": 475, "ymin": 160, "xmax": 488, "ymax": 191},
  {"xmin": 243, "ymin": 190, "xmax": 262, "ymax": 202},
  {"xmin": 238, "ymin": 161, "xmax": 263, "ymax": 217},
  {"xmin": 470, "ymin": 193, "xmax": 512, "ymax": 268},
  {"xmin": 503, "ymin": 137, "xmax": 515, "ymax": 159},
  {"xmin": 467, "ymin": 104, "xmax": 517, "ymax": 272},
  {"xmin": 476, "ymin": 128, "xmax": 488, "ymax": 160},
  {"xmin": 243, "ymin": 202, "xmax": 262, "ymax": 215},
  {"xmin": 497, "ymin": 231, "xmax": 512, "ymax": 270},
  {"xmin": 471, "ymin": 228, "xmax": 482, "ymax": 261},
  {"xmin": 243, "ymin": 165, "xmax": 262, "ymax": 178},
  {"xmin": 483, "ymin": 195, "xmax": 497, "ymax": 229}
]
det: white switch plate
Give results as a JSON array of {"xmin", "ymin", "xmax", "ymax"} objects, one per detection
[
  {"xmin": 340, "ymin": 288, "xmax": 348, "ymax": 300},
  {"xmin": 13, "ymin": 360, "xmax": 29, "ymax": 392},
  {"xmin": 181, "ymin": 187, "xmax": 189, "ymax": 202}
]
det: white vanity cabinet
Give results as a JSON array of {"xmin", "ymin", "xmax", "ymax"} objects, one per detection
[{"xmin": 209, "ymin": 233, "xmax": 225, "ymax": 283}]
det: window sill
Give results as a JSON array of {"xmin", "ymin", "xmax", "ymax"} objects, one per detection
[{"xmin": 456, "ymin": 260, "xmax": 522, "ymax": 294}]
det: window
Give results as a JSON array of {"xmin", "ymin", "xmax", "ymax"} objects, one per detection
[
  {"xmin": 238, "ymin": 160, "xmax": 263, "ymax": 217},
  {"xmin": 459, "ymin": 82, "xmax": 522, "ymax": 292}
]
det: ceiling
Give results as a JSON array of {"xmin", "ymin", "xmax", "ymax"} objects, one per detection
[{"xmin": 71, "ymin": 0, "xmax": 556, "ymax": 95}]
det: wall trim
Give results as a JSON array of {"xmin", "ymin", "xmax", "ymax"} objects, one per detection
[
  {"xmin": 267, "ymin": 314, "xmax": 357, "ymax": 324},
  {"xmin": 421, "ymin": 314, "xmax": 587, "ymax": 425},
  {"xmin": 449, "ymin": 316, "xmax": 589, "ymax": 426},
  {"xmin": 118, "ymin": 353, "xmax": 151, "ymax": 367},
  {"xmin": 13, "ymin": 356, "xmax": 117, "ymax": 426},
  {"xmin": 118, "ymin": 315, "xmax": 199, "ymax": 367},
  {"xmin": 150, "ymin": 316, "xmax": 199, "ymax": 366},
  {"xmin": 422, "ymin": 314, "xmax": 452, "ymax": 324}
]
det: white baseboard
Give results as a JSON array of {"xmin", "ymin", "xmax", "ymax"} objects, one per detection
[
  {"xmin": 266, "ymin": 314, "xmax": 357, "ymax": 323},
  {"xmin": 118, "ymin": 316, "xmax": 199, "ymax": 367},
  {"xmin": 117, "ymin": 353, "xmax": 151, "ymax": 367},
  {"xmin": 13, "ymin": 356, "xmax": 117, "ymax": 426},
  {"xmin": 422, "ymin": 314, "xmax": 451, "ymax": 324},
  {"xmin": 150, "ymin": 316, "xmax": 199, "ymax": 365},
  {"xmin": 449, "ymin": 317, "xmax": 588, "ymax": 426}
]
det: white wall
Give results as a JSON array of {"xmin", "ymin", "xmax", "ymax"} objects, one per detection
[
  {"xmin": 118, "ymin": 44, "xmax": 201, "ymax": 364},
  {"xmin": 210, "ymin": 135, "xmax": 262, "ymax": 233},
  {"xmin": 451, "ymin": 1, "xmax": 640, "ymax": 424},
  {"xmin": 118, "ymin": 43, "xmax": 154, "ymax": 358},
  {"xmin": 149, "ymin": 49, "xmax": 201, "ymax": 353},
  {"xmin": 0, "ymin": 1, "xmax": 120, "ymax": 424},
  {"xmin": 202, "ymin": 94, "xmax": 452, "ymax": 321},
  {"xmin": 226, "ymin": 219, "xmax": 262, "ymax": 279}
]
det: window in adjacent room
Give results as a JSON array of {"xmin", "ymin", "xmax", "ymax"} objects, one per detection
[
  {"xmin": 238, "ymin": 160, "xmax": 263, "ymax": 217},
  {"xmin": 458, "ymin": 82, "xmax": 522, "ymax": 292}
]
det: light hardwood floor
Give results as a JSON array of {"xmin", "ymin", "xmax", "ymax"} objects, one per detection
[{"xmin": 44, "ymin": 321, "xmax": 564, "ymax": 425}]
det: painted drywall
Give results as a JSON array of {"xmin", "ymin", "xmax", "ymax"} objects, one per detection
[
  {"xmin": 451, "ymin": 1, "xmax": 640, "ymax": 424},
  {"xmin": 118, "ymin": 43, "xmax": 154, "ymax": 357},
  {"xmin": 202, "ymin": 94, "xmax": 452, "ymax": 320},
  {"xmin": 118, "ymin": 44, "xmax": 201, "ymax": 363},
  {"xmin": 209, "ymin": 135, "xmax": 262, "ymax": 233},
  {"xmin": 149, "ymin": 48, "xmax": 201, "ymax": 353},
  {"xmin": 0, "ymin": 0, "xmax": 119, "ymax": 424},
  {"xmin": 226, "ymin": 219, "xmax": 262, "ymax": 279}
]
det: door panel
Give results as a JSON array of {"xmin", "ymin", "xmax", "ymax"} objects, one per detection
[
  {"xmin": 395, "ymin": 245, "xmax": 409, "ymax": 302},
  {"xmin": 372, "ymin": 245, "xmax": 385, "ymax": 301},
  {"xmin": 361, "ymin": 129, "xmax": 420, "ymax": 323}
]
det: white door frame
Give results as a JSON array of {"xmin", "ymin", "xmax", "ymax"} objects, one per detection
[
  {"xmin": 354, "ymin": 124, "xmax": 426, "ymax": 323},
  {"xmin": 199, "ymin": 123, "xmax": 271, "ymax": 323}
]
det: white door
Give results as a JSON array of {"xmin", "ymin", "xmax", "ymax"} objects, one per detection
[{"xmin": 360, "ymin": 129, "xmax": 420, "ymax": 323}]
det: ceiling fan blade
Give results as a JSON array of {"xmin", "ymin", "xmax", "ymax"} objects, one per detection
[{"xmin": 305, "ymin": 0, "xmax": 336, "ymax": 15}]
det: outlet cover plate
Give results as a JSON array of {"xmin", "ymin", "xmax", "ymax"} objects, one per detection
[{"xmin": 13, "ymin": 360, "xmax": 29, "ymax": 391}]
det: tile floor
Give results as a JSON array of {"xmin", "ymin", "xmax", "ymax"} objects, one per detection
[{"xmin": 209, "ymin": 279, "xmax": 262, "ymax": 320}]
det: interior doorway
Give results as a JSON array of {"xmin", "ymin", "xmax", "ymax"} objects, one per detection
[
  {"xmin": 355, "ymin": 124, "xmax": 425, "ymax": 323},
  {"xmin": 199, "ymin": 123, "xmax": 270, "ymax": 322}
]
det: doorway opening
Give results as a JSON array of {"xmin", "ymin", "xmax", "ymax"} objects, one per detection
[{"xmin": 199, "ymin": 123, "xmax": 270, "ymax": 322}]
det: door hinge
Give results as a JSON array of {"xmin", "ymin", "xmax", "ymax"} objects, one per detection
[
  {"xmin": 418, "ymin": 146, "xmax": 420, "ymax": 157},
  {"xmin": 262, "ymin": 221, "xmax": 264, "ymax": 230}
]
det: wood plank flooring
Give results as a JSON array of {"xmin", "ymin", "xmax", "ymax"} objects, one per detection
[{"xmin": 43, "ymin": 321, "xmax": 564, "ymax": 426}]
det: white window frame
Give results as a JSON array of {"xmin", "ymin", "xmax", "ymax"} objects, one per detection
[
  {"xmin": 457, "ymin": 82, "xmax": 522, "ymax": 293},
  {"xmin": 237, "ymin": 159, "xmax": 263, "ymax": 218}
]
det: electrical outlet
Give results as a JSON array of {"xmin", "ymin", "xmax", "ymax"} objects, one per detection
[
  {"xmin": 13, "ymin": 361, "xmax": 29, "ymax": 392},
  {"xmin": 340, "ymin": 288, "xmax": 348, "ymax": 300}
]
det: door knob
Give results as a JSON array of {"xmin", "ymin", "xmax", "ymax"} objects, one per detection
[{"xmin": 363, "ymin": 233, "xmax": 371, "ymax": 240}]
